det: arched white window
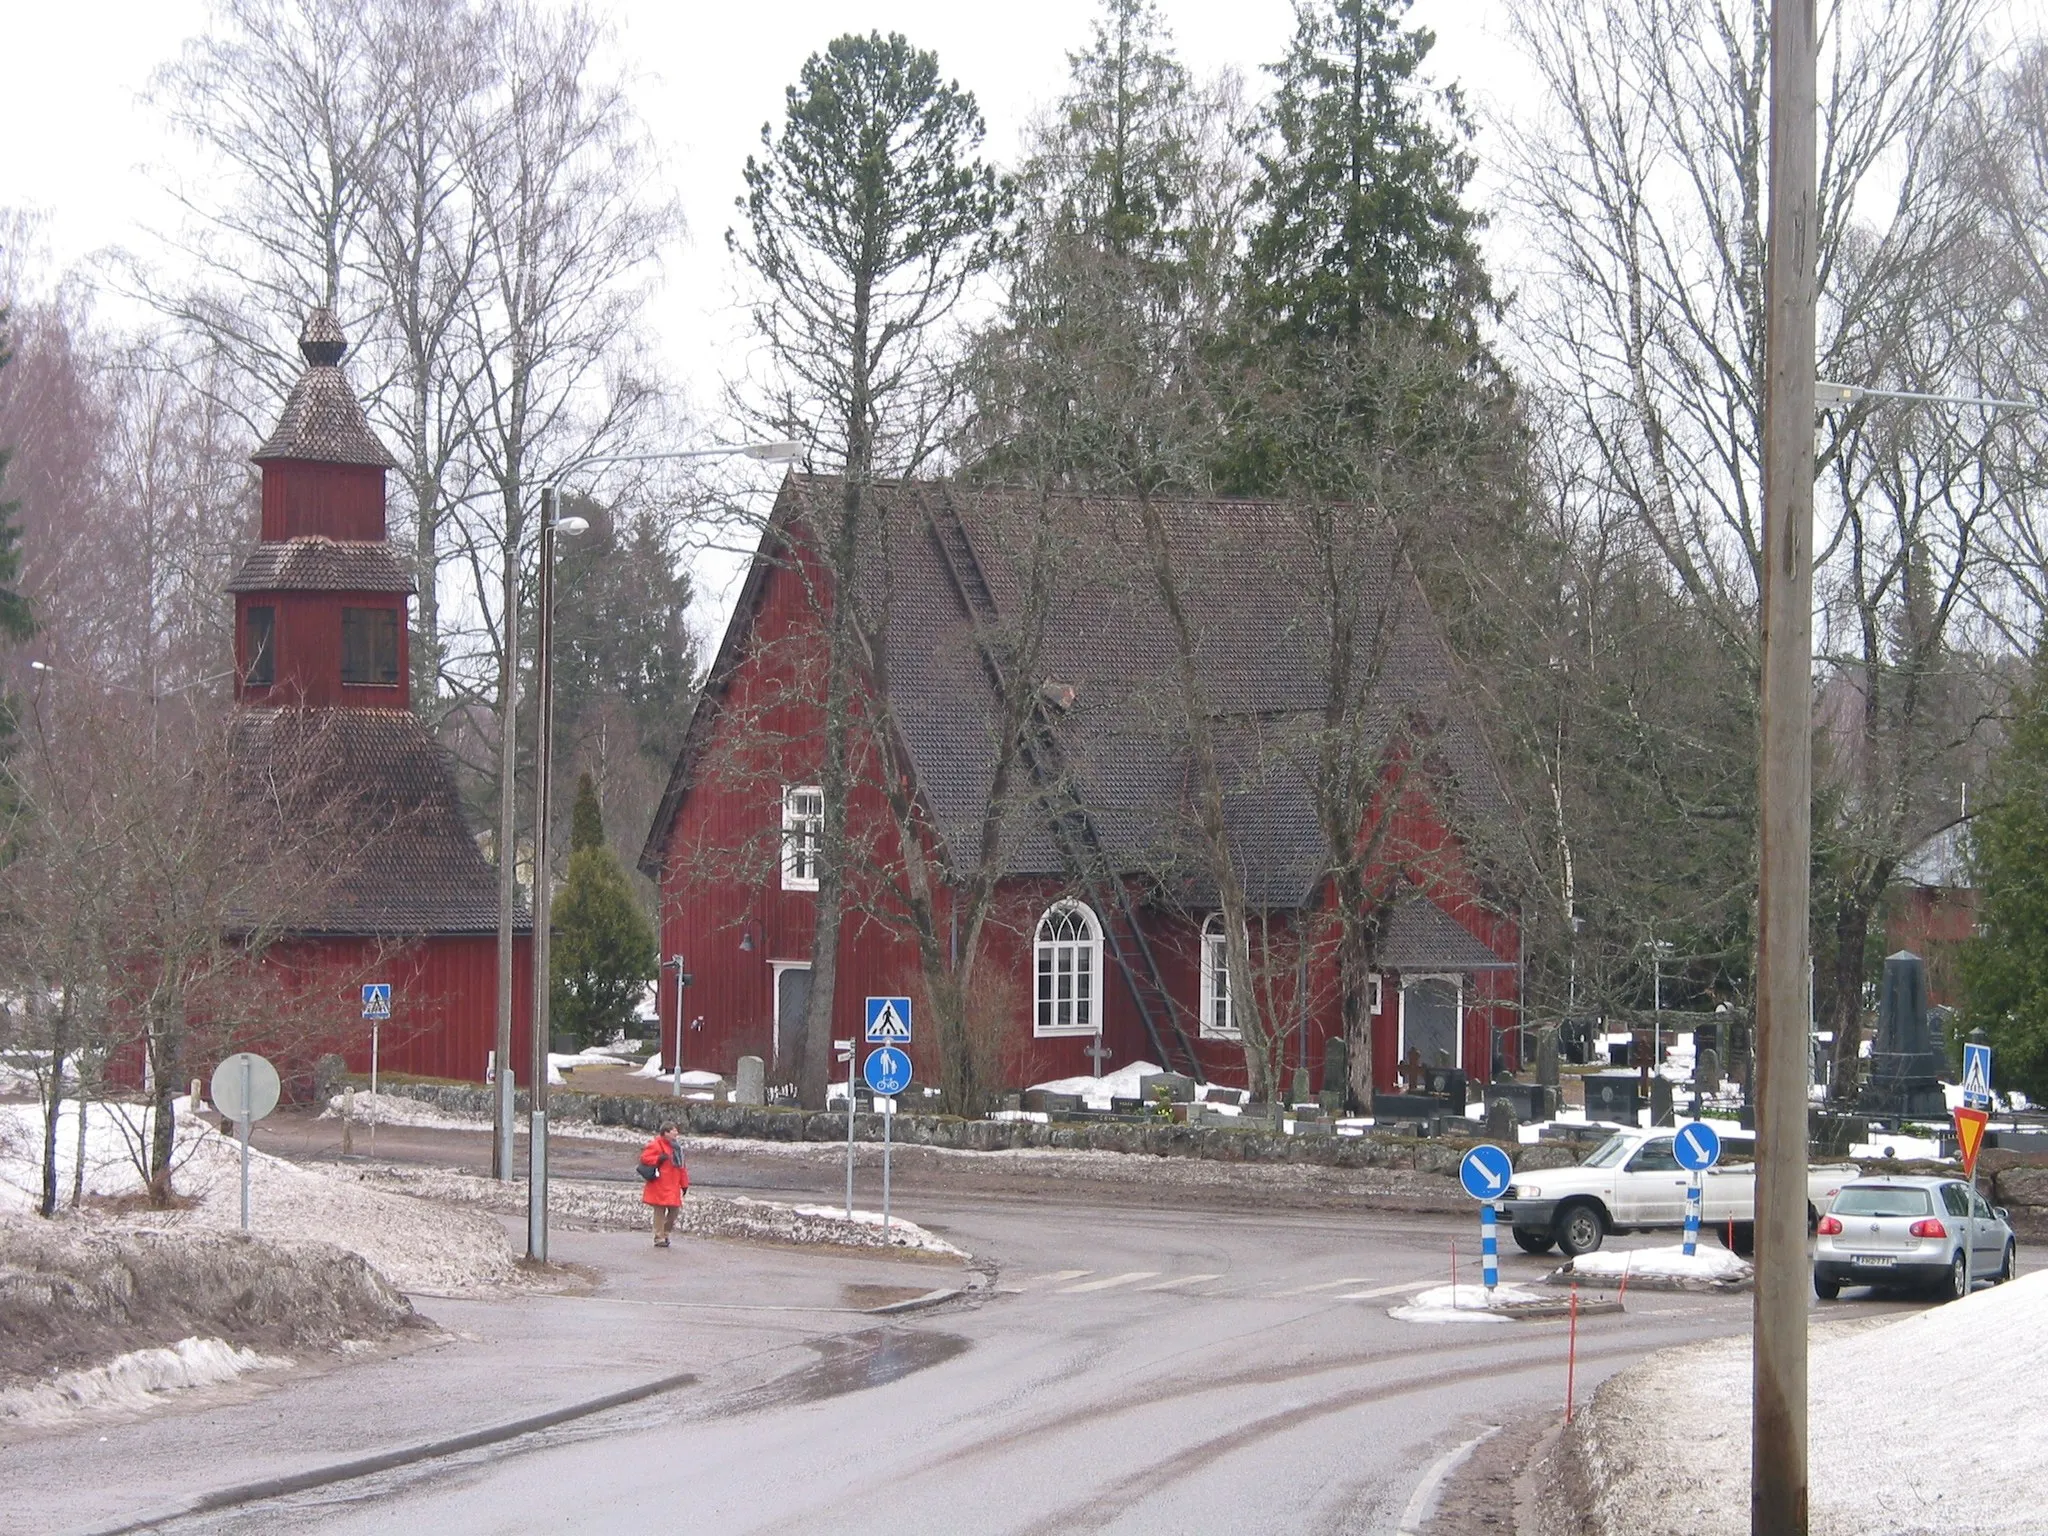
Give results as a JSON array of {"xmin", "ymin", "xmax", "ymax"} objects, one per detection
[
  {"xmin": 1035, "ymin": 901, "xmax": 1103, "ymax": 1035},
  {"xmin": 1200, "ymin": 913, "xmax": 1239, "ymax": 1040}
]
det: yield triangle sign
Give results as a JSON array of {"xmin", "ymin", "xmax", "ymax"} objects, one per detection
[{"xmin": 1953, "ymin": 1106, "xmax": 1989, "ymax": 1177}]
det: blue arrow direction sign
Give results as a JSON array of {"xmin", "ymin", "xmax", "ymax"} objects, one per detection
[
  {"xmin": 1459, "ymin": 1143, "xmax": 1514, "ymax": 1202},
  {"xmin": 864, "ymin": 1046, "xmax": 912, "ymax": 1097},
  {"xmin": 865, "ymin": 996, "xmax": 913, "ymax": 1044},
  {"xmin": 1963, "ymin": 1042, "xmax": 1993, "ymax": 1110},
  {"xmin": 1673, "ymin": 1120, "xmax": 1723, "ymax": 1173},
  {"xmin": 361, "ymin": 983, "xmax": 391, "ymax": 1020}
]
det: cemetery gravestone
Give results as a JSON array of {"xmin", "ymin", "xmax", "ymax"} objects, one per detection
[
  {"xmin": 1649, "ymin": 1075, "xmax": 1674, "ymax": 1126},
  {"xmin": 1320, "ymin": 1036, "xmax": 1350, "ymax": 1114},
  {"xmin": 1137, "ymin": 1071, "xmax": 1196, "ymax": 1104},
  {"xmin": 1695, "ymin": 1046, "xmax": 1722, "ymax": 1096},
  {"xmin": 1484, "ymin": 1096, "xmax": 1518, "ymax": 1144},
  {"xmin": 736, "ymin": 1056, "xmax": 766, "ymax": 1106},
  {"xmin": 1535, "ymin": 1028, "xmax": 1560, "ymax": 1090}
]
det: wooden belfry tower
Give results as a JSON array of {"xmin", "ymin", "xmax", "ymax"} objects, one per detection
[{"xmin": 227, "ymin": 307, "xmax": 531, "ymax": 1083}]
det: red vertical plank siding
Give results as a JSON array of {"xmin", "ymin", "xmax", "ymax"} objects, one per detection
[
  {"xmin": 235, "ymin": 592, "xmax": 410, "ymax": 710},
  {"xmin": 260, "ymin": 461, "xmax": 387, "ymax": 542}
]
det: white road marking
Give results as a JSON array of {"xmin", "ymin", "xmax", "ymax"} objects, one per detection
[
  {"xmin": 1271, "ymin": 1276, "xmax": 1376, "ymax": 1296},
  {"xmin": 1396, "ymin": 1423, "xmax": 1501, "ymax": 1535},
  {"xmin": 1334, "ymin": 1280, "xmax": 1436, "ymax": 1300},
  {"xmin": 1057, "ymin": 1271, "xmax": 1161, "ymax": 1293},
  {"xmin": 1018, "ymin": 1270, "xmax": 1091, "ymax": 1287},
  {"xmin": 1138, "ymin": 1273, "xmax": 1222, "ymax": 1291}
]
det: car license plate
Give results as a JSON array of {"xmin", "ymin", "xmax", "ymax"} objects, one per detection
[{"xmin": 1852, "ymin": 1255, "xmax": 1896, "ymax": 1267}]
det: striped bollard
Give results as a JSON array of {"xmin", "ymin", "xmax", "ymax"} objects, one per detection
[
  {"xmin": 1682, "ymin": 1174, "xmax": 1703, "ymax": 1257},
  {"xmin": 1481, "ymin": 1201, "xmax": 1499, "ymax": 1291}
]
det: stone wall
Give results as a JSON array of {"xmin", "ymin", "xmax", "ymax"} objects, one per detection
[{"xmin": 379, "ymin": 1080, "xmax": 1587, "ymax": 1176}]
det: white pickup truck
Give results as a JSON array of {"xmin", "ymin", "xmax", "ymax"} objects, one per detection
[{"xmin": 1500, "ymin": 1125, "xmax": 1857, "ymax": 1258}]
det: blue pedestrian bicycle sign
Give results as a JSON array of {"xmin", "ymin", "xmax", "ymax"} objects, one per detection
[
  {"xmin": 361, "ymin": 983, "xmax": 391, "ymax": 1020},
  {"xmin": 863, "ymin": 1046, "xmax": 912, "ymax": 1097},
  {"xmin": 1459, "ymin": 1143, "xmax": 1514, "ymax": 1202},
  {"xmin": 865, "ymin": 996, "xmax": 913, "ymax": 1044},
  {"xmin": 1674, "ymin": 1121, "xmax": 1723, "ymax": 1173}
]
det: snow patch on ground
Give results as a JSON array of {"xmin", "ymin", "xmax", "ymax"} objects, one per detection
[
  {"xmin": 787, "ymin": 1203, "xmax": 968, "ymax": 1255},
  {"xmin": 1027, "ymin": 1061, "xmax": 1166, "ymax": 1110},
  {"xmin": 1566, "ymin": 1271, "xmax": 2048, "ymax": 1534},
  {"xmin": 1564, "ymin": 1245, "xmax": 1750, "ymax": 1284},
  {"xmin": 1389, "ymin": 1282, "xmax": 1548, "ymax": 1324},
  {"xmin": 0, "ymin": 1337, "xmax": 288, "ymax": 1428},
  {"xmin": 322, "ymin": 1091, "xmax": 487, "ymax": 1131},
  {"xmin": 0, "ymin": 1102, "xmax": 517, "ymax": 1294},
  {"xmin": 1852, "ymin": 1134, "xmax": 1948, "ymax": 1162}
]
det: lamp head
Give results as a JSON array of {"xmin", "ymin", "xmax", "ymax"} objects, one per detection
[
  {"xmin": 555, "ymin": 515, "xmax": 591, "ymax": 537},
  {"xmin": 743, "ymin": 440, "xmax": 802, "ymax": 464}
]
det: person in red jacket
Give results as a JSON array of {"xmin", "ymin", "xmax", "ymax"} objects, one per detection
[{"xmin": 639, "ymin": 1124, "xmax": 688, "ymax": 1248}]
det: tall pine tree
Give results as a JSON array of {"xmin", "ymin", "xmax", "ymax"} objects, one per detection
[
  {"xmin": 549, "ymin": 772, "xmax": 657, "ymax": 1047},
  {"xmin": 1244, "ymin": 0, "xmax": 1489, "ymax": 345}
]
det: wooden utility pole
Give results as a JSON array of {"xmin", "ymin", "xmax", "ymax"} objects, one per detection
[{"xmin": 1754, "ymin": 2, "xmax": 1818, "ymax": 1532}]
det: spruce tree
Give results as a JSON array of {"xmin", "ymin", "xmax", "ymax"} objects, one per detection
[
  {"xmin": 550, "ymin": 772, "xmax": 658, "ymax": 1047},
  {"xmin": 1244, "ymin": 0, "xmax": 1490, "ymax": 344},
  {"xmin": 1961, "ymin": 667, "xmax": 2048, "ymax": 1098}
]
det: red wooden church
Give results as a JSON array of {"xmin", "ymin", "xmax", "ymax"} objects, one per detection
[
  {"xmin": 642, "ymin": 476, "xmax": 1521, "ymax": 1099},
  {"xmin": 229, "ymin": 308, "xmax": 531, "ymax": 1085}
]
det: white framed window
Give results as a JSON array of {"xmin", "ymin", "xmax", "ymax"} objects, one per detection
[
  {"xmin": 1035, "ymin": 901, "xmax": 1103, "ymax": 1035},
  {"xmin": 781, "ymin": 785, "xmax": 823, "ymax": 891},
  {"xmin": 1200, "ymin": 913, "xmax": 1240, "ymax": 1040}
]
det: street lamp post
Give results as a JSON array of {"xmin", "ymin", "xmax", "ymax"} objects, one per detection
[{"xmin": 517, "ymin": 438, "xmax": 799, "ymax": 1261}]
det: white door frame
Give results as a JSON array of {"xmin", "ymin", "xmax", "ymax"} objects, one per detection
[
  {"xmin": 1398, "ymin": 973, "xmax": 1465, "ymax": 1069},
  {"xmin": 769, "ymin": 960, "xmax": 810, "ymax": 1068}
]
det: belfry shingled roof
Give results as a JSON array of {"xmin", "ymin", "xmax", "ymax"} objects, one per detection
[
  {"xmin": 250, "ymin": 309, "xmax": 398, "ymax": 469},
  {"xmin": 232, "ymin": 707, "xmax": 525, "ymax": 936},
  {"xmin": 227, "ymin": 537, "xmax": 415, "ymax": 594}
]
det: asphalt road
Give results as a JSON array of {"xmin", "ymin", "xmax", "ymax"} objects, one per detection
[{"xmin": 11, "ymin": 1114, "xmax": 1984, "ymax": 1536}]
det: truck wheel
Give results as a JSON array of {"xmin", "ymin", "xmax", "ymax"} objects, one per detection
[
  {"xmin": 1512, "ymin": 1228, "xmax": 1555, "ymax": 1256},
  {"xmin": 1555, "ymin": 1201, "xmax": 1605, "ymax": 1258},
  {"xmin": 1716, "ymin": 1221, "xmax": 1755, "ymax": 1258}
]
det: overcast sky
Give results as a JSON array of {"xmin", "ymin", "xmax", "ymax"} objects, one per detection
[{"xmin": 0, "ymin": 0, "xmax": 1524, "ymax": 402}]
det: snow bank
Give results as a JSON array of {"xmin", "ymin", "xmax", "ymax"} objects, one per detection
[
  {"xmin": 0, "ymin": 1102, "xmax": 516, "ymax": 1294},
  {"xmin": 351, "ymin": 1165, "xmax": 967, "ymax": 1258},
  {"xmin": 1027, "ymin": 1061, "xmax": 1166, "ymax": 1111},
  {"xmin": 322, "ymin": 1090, "xmax": 484, "ymax": 1131},
  {"xmin": 0, "ymin": 1337, "xmax": 287, "ymax": 1428},
  {"xmin": 1390, "ymin": 1282, "xmax": 1549, "ymax": 1324},
  {"xmin": 1564, "ymin": 1244, "xmax": 1750, "ymax": 1285},
  {"xmin": 1564, "ymin": 1271, "xmax": 2048, "ymax": 1534}
]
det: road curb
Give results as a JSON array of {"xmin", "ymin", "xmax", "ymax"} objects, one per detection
[
  {"xmin": 866, "ymin": 1285, "xmax": 965, "ymax": 1314},
  {"xmin": 92, "ymin": 1368, "xmax": 700, "ymax": 1535}
]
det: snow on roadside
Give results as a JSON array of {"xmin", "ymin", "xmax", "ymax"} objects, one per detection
[
  {"xmin": 1564, "ymin": 1271, "xmax": 2048, "ymax": 1534},
  {"xmin": 346, "ymin": 1163, "xmax": 967, "ymax": 1258},
  {"xmin": 0, "ymin": 1102, "xmax": 517, "ymax": 1295},
  {"xmin": 322, "ymin": 1090, "xmax": 488, "ymax": 1131},
  {"xmin": 0, "ymin": 1337, "xmax": 289, "ymax": 1428},
  {"xmin": 1564, "ymin": 1245, "xmax": 1749, "ymax": 1285},
  {"xmin": 1390, "ymin": 1282, "xmax": 1548, "ymax": 1324}
]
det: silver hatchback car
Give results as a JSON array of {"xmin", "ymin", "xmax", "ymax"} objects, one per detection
[{"xmin": 1813, "ymin": 1176, "xmax": 2017, "ymax": 1301}]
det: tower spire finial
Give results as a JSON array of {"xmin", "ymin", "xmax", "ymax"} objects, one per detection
[{"xmin": 300, "ymin": 307, "xmax": 347, "ymax": 367}]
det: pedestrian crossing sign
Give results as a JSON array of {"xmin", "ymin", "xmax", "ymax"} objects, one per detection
[
  {"xmin": 1963, "ymin": 1041, "xmax": 1993, "ymax": 1110},
  {"xmin": 361, "ymin": 983, "xmax": 391, "ymax": 1020},
  {"xmin": 865, "ymin": 996, "xmax": 912, "ymax": 1043}
]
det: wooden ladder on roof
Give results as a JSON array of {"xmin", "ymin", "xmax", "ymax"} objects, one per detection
[{"xmin": 923, "ymin": 489, "xmax": 1203, "ymax": 1082}]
